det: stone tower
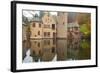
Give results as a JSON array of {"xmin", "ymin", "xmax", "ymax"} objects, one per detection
[{"xmin": 57, "ymin": 12, "xmax": 67, "ymax": 38}]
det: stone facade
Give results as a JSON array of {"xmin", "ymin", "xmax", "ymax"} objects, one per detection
[
  {"xmin": 23, "ymin": 12, "xmax": 69, "ymax": 39},
  {"xmin": 42, "ymin": 12, "xmax": 56, "ymax": 38},
  {"xmin": 30, "ymin": 21, "xmax": 43, "ymax": 39},
  {"xmin": 57, "ymin": 12, "xmax": 68, "ymax": 38},
  {"xmin": 29, "ymin": 12, "xmax": 57, "ymax": 39}
]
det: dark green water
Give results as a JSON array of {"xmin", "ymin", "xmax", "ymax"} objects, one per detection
[{"xmin": 22, "ymin": 38, "xmax": 91, "ymax": 63}]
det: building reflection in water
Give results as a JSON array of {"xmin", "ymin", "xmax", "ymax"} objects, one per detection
[
  {"xmin": 22, "ymin": 38, "xmax": 91, "ymax": 63},
  {"xmin": 56, "ymin": 39, "xmax": 67, "ymax": 61}
]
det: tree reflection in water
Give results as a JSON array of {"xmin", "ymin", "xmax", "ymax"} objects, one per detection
[{"xmin": 22, "ymin": 38, "xmax": 91, "ymax": 63}]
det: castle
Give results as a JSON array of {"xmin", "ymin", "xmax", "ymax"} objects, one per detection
[{"xmin": 22, "ymin": 11, "xmax": 80, "ymax": 40}]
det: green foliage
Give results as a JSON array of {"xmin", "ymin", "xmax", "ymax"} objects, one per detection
[
  {"xmin": 80, "ymin": 39, "xmax": 90, "ymax": 49},
  {"xmin": 79, "ymin": 39, "xmax": 91, "ymax": 59},
  {"xmin": 80, "ymin": 24, "xmax": 90, "ymax": 36}
]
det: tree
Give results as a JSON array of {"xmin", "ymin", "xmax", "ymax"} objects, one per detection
[{"xmin": 80, "ymin": 24, "xmax": 90, "ymax": 38}]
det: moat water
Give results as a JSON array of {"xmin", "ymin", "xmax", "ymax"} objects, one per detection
[{"xmin": 22, "ymin": 38, "xmax": 91, "ymax": 63}]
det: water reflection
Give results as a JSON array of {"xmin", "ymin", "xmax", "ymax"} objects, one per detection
[{"xmin": 22, "ymin": 38, "xmax": 91, "ymax": 63}]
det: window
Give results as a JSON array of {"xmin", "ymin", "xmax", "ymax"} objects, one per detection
[
  {"xmin": 38, "ymin": 43, "xmax": 40, "ymax": 47},
  {"xmin": 39, "ymin": 23, "xmax": 41, "ymax": 28},
  {"xmin": 35, "ymin": 35, "xmax": 37, "ymax": 37},
  {"xmin": 32, "ymin": 23, "xmax": 35, "ymax": 27},
  {"xmin": 63, "ymin": 22, "xmax": 64, "ymax": 25},
  {"xmin": 38, "ymin": 31, "xmax": 40, "ymax": 35},
  {"xmin": 48, "ymin": 32, "xmax": 50, "ymax": 37},
  {"xmin": 32, "ymin": 50, "xmax": 35, "ymax": 55},
  {"xmin": 52, "ymin": 24, "xmax": 55, "ymax": 30},
  {"xmin": 47, "ymin": 40, "xmax": 50, "ymax": 45},
  {"xmin": 44, "ymin": 32, "xmax": 50, "ymax": 37},
  {"xmin": 44, "ymin": 32, "xmax": 46, "ymax": 37},
  {"xmin": 53, "ymin": 32, "xmax": 56, "ymax": 38},
  {"xmin": 53, "ymin": 39, "xmax": 56, "ymax": 45},
  {"xmin": 52, "ymin": 47, "xmax": 55, "ymax": 53}
]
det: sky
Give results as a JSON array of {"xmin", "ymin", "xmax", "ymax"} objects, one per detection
[
  {"xmin": 23, "ymin": 10, "xmax": 79, "ymax": 23},
  {"xmin": 23, "ymin": 10, "xmax": 40, "ymax": 18},
  {"xmin": 23, "ymin": 10, "xmax": 57, "ymax": 18}
]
